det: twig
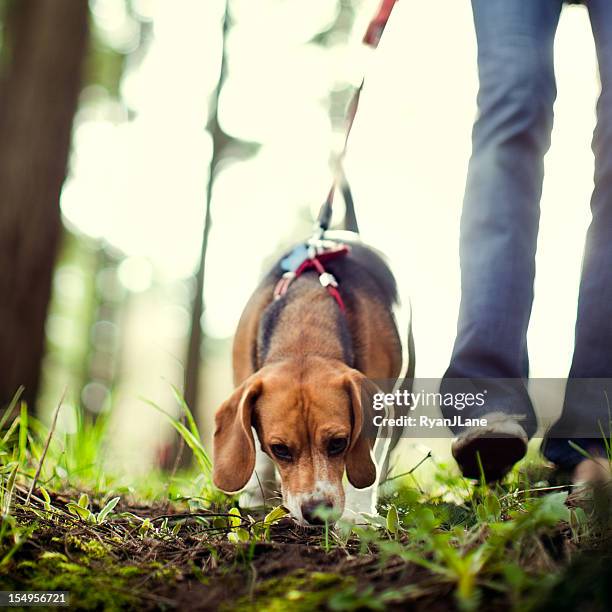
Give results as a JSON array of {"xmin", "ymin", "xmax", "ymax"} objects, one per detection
[
  {"xmin": 254, "ymin": 470, "xmax": 267, "ymax": 512},
  {"xmin": 26, "ymin": 387, "xmax": 66, "ymax": 505},
  {"xmin": 498, "ymin": 484, "xmax": 573, "ymax": 501},
  {"xmin": 383, "ymin": 451, "xmax": 432, "ymax": 484},
  {"xmin": 148, "ymin": 511, "xmax": 242, "ymax": 522}
]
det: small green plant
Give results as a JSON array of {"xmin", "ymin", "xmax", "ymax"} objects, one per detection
[
  {"xmin": 66, "ymin": 493, "xmax": 120, "ymax": 524},
  {"xmin": 386, "ymin": 504, "xmax": 399, "ymax": 537},
  {"xmin": 225, "ymin": 505, "xmax": 289, "ymax": 543}
]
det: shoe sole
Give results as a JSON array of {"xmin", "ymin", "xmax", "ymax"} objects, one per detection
[{"xmin": 453, "ymin": 433, "xmax": 527, "ymax": 482}]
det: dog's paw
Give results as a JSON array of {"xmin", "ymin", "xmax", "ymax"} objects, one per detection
[
  {"xmin": 239, "ymin": 480, "xmax": 280, "ymax": 509},
  {"xmin": 239, "ymin": 449, "xmax": 278, "ymax": 509},
  {"xmin": 339, "ymin": 507, "xmax": 367, "ymax": 524},
  {"xmin": 238, "ymin": 488, "xmax": 268, "ymax": 509},
  {"xmin": 339, "ymin": 508, "xmax": 384, "ymax": 527},
  {"xmin": 344, "ymin": 483, "xmax": 377, "ymax": 517}
]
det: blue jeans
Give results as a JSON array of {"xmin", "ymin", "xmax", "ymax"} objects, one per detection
[{"xmin": 441, "ymin": 0, "xmax": 612, "ymax": 469}]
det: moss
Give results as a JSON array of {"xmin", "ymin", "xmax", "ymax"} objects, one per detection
[
  {"xmin": 9, "ymin": 553, "xmax": 136, "ymax": 611},
  {"xmin": 226, "ymin": 570, "xmax": 358, "ymax": 612},
  {"xmin": 116, "ymin": 565, "xmax": 142, "ymax": 577},
  {"xmin": 0, "ymin": 507, "xmax": 191, "ymax": 611},
  {"xmin": 67, "ymin": 534, "xmax": 111, "ymax": 559},
  {"xmin": 5, "ymin": 533, "xmax": 149, "ymax": 610}
]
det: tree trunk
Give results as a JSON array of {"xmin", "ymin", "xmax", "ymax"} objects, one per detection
[
  {"xmin": 0, "ymin": 0, "xmax": 89, "ymax": 410},
  {"xmin": 165, "ymin": 2, "xmax": 231, "ymax": 471}
]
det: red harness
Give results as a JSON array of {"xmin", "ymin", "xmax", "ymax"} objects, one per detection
[{"xmin": 273, "ymin": 244, "xmax": 350, "ymax": 312}]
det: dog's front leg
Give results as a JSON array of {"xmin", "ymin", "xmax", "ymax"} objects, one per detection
[
  {"xmin": 342, "ymin": 481, "xmax": 377, "ymax": 523},
  {"xmin": 342, "ymin": 436, "xmax": 391, "ymax": 522},
  {"xmin": 239, "ymin": 437, "xmax": 277, "ymax": 509}
]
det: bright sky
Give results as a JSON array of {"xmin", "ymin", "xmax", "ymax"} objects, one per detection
[{"xmin": 61, "ymin": 0, "xmax": 599, "ymax": 383}]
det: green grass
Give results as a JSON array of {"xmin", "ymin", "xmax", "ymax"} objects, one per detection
[{"xmin": 1, "ymin": 391, "xmax": 611, "ymax": 611}]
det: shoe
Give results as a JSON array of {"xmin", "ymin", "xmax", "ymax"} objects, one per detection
[{"xmin": 451, "ymin": 412, "xmax": 528, "ymax": 482}]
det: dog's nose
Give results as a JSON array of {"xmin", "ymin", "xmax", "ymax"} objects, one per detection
[{"xmin": 301, "ymin": 499, "xmax": 334, "ymax": 525}]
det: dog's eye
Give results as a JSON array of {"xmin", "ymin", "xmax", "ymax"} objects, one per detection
[
  {"xmin": 327, "ymin": 438, "xmax": 348, "ymax": 456},
  {"xmin": 271, "ymin": 444, "xmax": 292, "ymax": 461}
]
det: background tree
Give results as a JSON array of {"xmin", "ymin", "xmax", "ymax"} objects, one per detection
[
  {"xmin": 0, "ymin": 0, "xmax": 89, "ymax": 410},
  {"xmin": 173, "ymin": 0, "xmax": 361, "ymax": 468},
  {"xmin": 176, "ymin": 3, "xmax": 259, "ymax": 468}
]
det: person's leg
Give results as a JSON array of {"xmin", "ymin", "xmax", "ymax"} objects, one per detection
[
  {"xmin": 543, "ymin": 0, "xmax": 612, "ymax": 473},
  {"xmin": 440, "ymin": 0, "xmax": 563, "ymax": 479}
]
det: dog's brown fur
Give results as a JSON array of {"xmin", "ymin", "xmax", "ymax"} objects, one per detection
[{"xmin": 213, "ymin": 240, "xmax": 402, "ymax": 523}]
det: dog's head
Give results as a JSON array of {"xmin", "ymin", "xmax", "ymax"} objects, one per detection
[{"xmin": 212, "ymin": 357, "xmax": 378, "ymax": 525}]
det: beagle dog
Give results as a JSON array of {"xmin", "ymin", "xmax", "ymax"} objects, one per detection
[{"xmin": 212, "ymin": 235, "xmax": 405, "ymax": 525}]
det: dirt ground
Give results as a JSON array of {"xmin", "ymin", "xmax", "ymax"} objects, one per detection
[{"xmin": 3, "ymin": 483, "xmax": 611, "ymax": 611}]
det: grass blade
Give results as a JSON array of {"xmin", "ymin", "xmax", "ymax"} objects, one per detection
[
  {"xmin": 142, "ymin": 398, "xmax": 212, "ymax": 474},
  {"xmin": 18, "ymin": 403, "xmax": 28, "ymax": 465},
  {"xmin": 97, "ymin": 496, "xmax": 120, "ymax": 524},
  {"xmin": 0, "ymin": 387, "xmax": 24, "ymax": 432},
  {"xmin": 26, "ymin": 388, "xmax": 66, "ymax": 505}
]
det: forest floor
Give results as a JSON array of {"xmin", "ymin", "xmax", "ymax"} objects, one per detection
[
  {"xmin": 2, "ymin": 467, "xmax": 612, "ymax": 611},
  {"xmin": 1, "ymin": 396, "xmax": 611, "ymax": 610}
]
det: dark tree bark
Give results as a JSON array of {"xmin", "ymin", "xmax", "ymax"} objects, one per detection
[{"xmin": 0, "ymin": 0, "xmax": 89, "ymax": 410}]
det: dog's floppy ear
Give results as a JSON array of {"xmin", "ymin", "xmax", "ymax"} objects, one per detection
[
  {"xmin": 213, "ymin": 374, "xmax": 262, "ymax": 493},
  {"xmin": 344, "ymin": 370, "xmax": 378, "ymax": 489}
]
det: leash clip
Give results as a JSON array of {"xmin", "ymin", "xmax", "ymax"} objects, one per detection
[{"xmin": 319, "ymin": 272, "xmax": 338, "ymax": 288}]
